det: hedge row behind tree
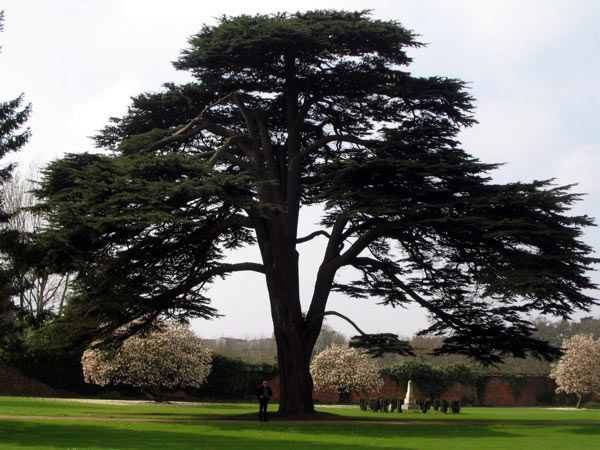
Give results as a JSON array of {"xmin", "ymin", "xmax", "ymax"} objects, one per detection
[
  {"xmin": 190, "ymin": 354, "xmax": 278, "ymax": 400},
  {"xmin": 4, "ymin": 348, "xmax": 276, "ymax": 400},
  {"xmin": 5, "ymin": 343, "xmax": 94, "ymax": 395},
  {"xmin": 383, "ymin": 361, "xmax": 476, "ymax": 400}
]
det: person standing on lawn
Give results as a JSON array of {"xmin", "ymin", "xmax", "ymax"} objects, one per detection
[{"xmin": 255, "ymin": 380, "xmax": 272, "ymax": 422}]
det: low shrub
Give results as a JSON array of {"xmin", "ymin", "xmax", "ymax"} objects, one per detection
[
  {"xmin": 440, "ymin": 399, "xmax": 448, "ymax": 413},
  {"xmin": 359, "ymin": 398, "xmax": 368, "ymax": 411},
  {"xmin": 417, "ymin": 397, "xmax": 431, "ymax": 413},
  {"xmin": 451, "ymin": 400, "xmax": 461, "ymax": 413},
  {"xmin": 369, "ymin": 398, "xmax": 378, "ymax": 411}
]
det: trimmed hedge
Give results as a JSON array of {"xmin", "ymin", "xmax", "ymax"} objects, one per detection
[
  {"xmin": 189, "ymin": 354, "xmax": 278, "ymax": 400},
  {"xmin": 7, "ymin": 349, "xmax": 277, "ymax": 401},
  {"xmin": 9, "ymin": 346, "xmax": 100, "ymax": 395},
  {"xmin": 382, "ymin": 362, "xmax": 553, "ymax": 406},
  {"xmin": 382, "ymin": 361, "xmax": 476, "ymax": 399}
]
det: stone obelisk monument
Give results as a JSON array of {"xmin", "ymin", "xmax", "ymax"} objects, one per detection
[{"xmin": 402, "ymin": 380, "xmax": 418, "ymax": 410}]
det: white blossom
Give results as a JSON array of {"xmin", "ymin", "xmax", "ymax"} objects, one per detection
[
  {"xmin": 550, "ymin": 334, "xmax": 600, "ymax": 408},
  {"xmin": 310, "ymin": 344, "xmax": 383, "ymax": 397},
  {"xmin": 81, "ymin": 322, "xmax": 212, "ymax": 391}
]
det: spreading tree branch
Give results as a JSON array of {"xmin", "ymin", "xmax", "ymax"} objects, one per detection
[
  {"xmin": 306, "ymin": 310, "xmax": 367, "ymax": 335},
  {"xmin": 323, "ymin": 213, "xmax": 351, "ymax": 262},
  {"xmin": 132, "ymin": 91, "xmax": 241, "ymax": 155},
  {"xmin": 296, "ymin": 230, "xmax": 331, "ymax": 244},
  {"xmin": 306, "ymin": 310, "xmax": 414, "ymax": 358},
  {"xmin": 335, "ymin": 228, "xmax": 382, "ymax": 269},
  {"xmin": 149, "ymin": 262, "xmax": 265, "ymax": 307},
  {"xmin": 207, "ymin": 135, "xmax": 248, "ymax": 166},
  {"xmin": 198, "ymin": 91, "xmax": 239, "ymax": 120},
  {"xmin": 254, "ymin": 110, "xmax": 280, "ymax": 181},
  {"xmin": 353, "ymin": 256, "xmax": 466, "ymax": 330},
  {"xmin": 295, "ymin": 135, "xmax": 378, "ymax": 163}
]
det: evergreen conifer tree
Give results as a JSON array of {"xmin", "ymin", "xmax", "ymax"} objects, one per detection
[
  {"xmin": 0, "ymin": 10, "xmax": 32, "ymax": 350},
  {"xmin": 33, "ymin": 11, "xmax": 597, "ymax": 414}
]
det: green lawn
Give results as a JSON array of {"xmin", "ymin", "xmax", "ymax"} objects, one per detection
[
  {"xmin": 1, "ymin": 396, "xmax": 599, "ymax": 449},
  {"xmin": 319, "ymin": 404, "xmax": 600, "ymax": 423},
  {"xmin": 0, "ymin": 396, "xmax": 254, "ymax": 420},
  {"xmin": 2, "ymin": 396, "xmax": 599, "ymax": 423}
]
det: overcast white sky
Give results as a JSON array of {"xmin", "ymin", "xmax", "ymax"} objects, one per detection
[{"xmin": 1, "ymin": 0, "xmax": 598, "ymax": 339}]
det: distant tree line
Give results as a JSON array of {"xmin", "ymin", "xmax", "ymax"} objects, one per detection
[
  {"xmin": 376, "ymin": 316, "xmax": 600, "ymax": 375},
  {"xmin": 203, "ymin": 316, "xmax": 600, "ymax": 375},
  {"xmin": 202, "ymin": 322, "xmax": 348, "ymax": 364}
]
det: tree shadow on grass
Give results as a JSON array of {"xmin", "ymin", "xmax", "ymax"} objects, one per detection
[
  {"xmin": 202, "ymin": 421, "xmax": 520, "ymax": 439},
  {"xmin": 230, "ymin": 410, "xmax": 346, "ymax": 421},
  {"xmin": 0, "ymin": 419, "xmax": 524, "ymax": 450},
  {"xmin": 91, "ymin": 411, "xmax": 199, "ymax": 417},
  {"xmin": 190, "ymin": 421, "xmax": 600, "ymax": 446},
  {"xmin": 561, "ymin": 424, "xmax": 600, "ymax": 435}
]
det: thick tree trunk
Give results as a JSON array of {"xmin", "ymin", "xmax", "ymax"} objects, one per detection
[
  {"xmin": 274, "ymin": 324, "xmax": 315, "ymax": 415},
  {"xmin": 268, "ymin": 264, "xmax": 316, "ymax": 415},
  {"xmin": 576, "ymin": 394, "xmax": 583, "ymax": 409},
  {"xmin": 259, "ymin": 222, "xmax": 316, "ymax": 415}
]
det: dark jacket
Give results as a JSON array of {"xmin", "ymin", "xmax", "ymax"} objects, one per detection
[{"xmin": 255, "ymin": 385, "xmax": 273, "ymax": 400}]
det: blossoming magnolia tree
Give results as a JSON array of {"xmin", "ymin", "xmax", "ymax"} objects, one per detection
[
  {"xmin": 550, "ymin": 335, "xmax": 600, "ymax": 408},
  {"xmin": 82, "ymin": 322, "xmax": 212, "ymax": 401},
  {"xmin": 310, "ymin": 344, "xmax": 383, "ymax": 400}
]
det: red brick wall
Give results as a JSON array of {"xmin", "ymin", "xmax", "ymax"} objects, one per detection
[
  {"xmin": 268, "ymin": 374, "xmax": 590, "ymax": 406},
  {"xmin": 442, "ymin": 382, "xmax": 477, "ymax": 402},
  {"xmin": 483, "ymin": 378, "xmax": 516, "ymax": 406},
  {"xmin": 480, "ymin": 376, "xmax": 551, "ymax": 406},
  {"xmin": 314, "ymin": 387, "xmax": 341, "ymax": 403}
]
